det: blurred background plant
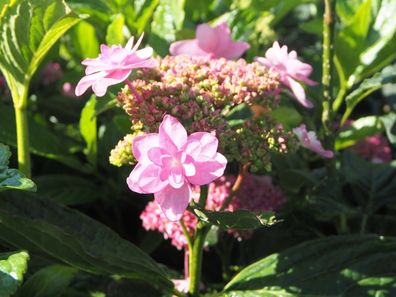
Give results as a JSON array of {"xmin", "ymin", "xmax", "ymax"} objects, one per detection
[{"xmin": 0, "ymin": 0, "xmax": 395, "ymax": 296}]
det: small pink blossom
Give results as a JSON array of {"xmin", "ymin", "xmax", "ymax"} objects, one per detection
[
  {"xmin": 128, "ymin": 115, "xmax": 227, "ymax": 221},
  {"xmin": 293, "ymin": 124, "xmax": 334, "ymax": 158},
  {"xmin": 255, "ymin": 41, "xmax": 317, "ymax": 108},
  {"xmin": 41, "ymin": 63, "xmax": 63, "ymax": 85},
  {"xmin": 169, "ymin": 22, "xmax": 250, "ymax": 60},
  {"xmin": 172, "ymin": 278, "xmax": 190, "ymax": 294},
  {"xmin": 351, "ymin": 134, "xmax": 392, "ymax": 163},
  {"xmin": 62, "ymin": 82, "xmax": 77, "ymax": 98},
  {"xmin": 75, "ymin": 34, "xmax": 157, "ymax": 97}
]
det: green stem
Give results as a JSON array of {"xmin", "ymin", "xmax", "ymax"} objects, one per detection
[
  {"xmin": 360, "ymin": 214, "xmax": 368, "ymax": 234},
  {"xmin": 189, "ymin": 224, "xmax": 210, "ymax": 296},
  {"xmin": 172, "ymin": 288, "xmax": 187, "ymax": 297},
  {"xmin": 321, "ymin": 0, "xmax": 336, "ymax": 135},
  {"xmin": 14, "ymin": 105, "xmax": 31, "ymax": 177},
  {"xmin": 220, "ymin": 163, "xmax": 249, "ymax": 211}
]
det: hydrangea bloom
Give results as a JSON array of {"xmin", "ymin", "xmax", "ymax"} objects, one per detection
[
  {"xmin": 351, "ymin": 134, "xmax": 392, "ymax": 163},
  {"xmin": 255, "ymin": 41, "xmax": 317, "ymax": 108},
  {"xmin": 293, "ymin": 124, "xmax": 334, "ymax": 158},
  {"xmin": 170, "ymin": 22, "xmax": 250, "ymax": 59},
  {"xmin": 117, "ymin": 55, "xmax": 294, "ymax": 170},
  {"xmin": 127, "ymin": 115, "xmax": 227, "ymax": 221},
  {"xmin": 41, "ymin": 62, "xmax": 63, "ymax": 85},
  {"xmin": 140, "ymin": 174, "xmax": 285, "ymax": 249},
  {"xmin": 75, "ymin": 34, "xmax": 157, "ymax": 97}
]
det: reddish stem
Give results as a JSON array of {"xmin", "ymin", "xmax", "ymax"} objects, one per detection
[{"xmin": 125, "ymin": 79, "xmax": 142, "ymax": 103}]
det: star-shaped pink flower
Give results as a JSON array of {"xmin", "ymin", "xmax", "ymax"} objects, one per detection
[
  {"xmin": 293, "ymin": 124, "xmax": 334, "ymax": 158},
  {"xmin": 170, "ymin": 22, "xmax": 250, "ymax": 60},
  {"xmin": 75, "ymin": 34, "xmax": 157, "ymax": 97},
  {"xmin": 127, "ymin": 115, "xmax": 227, "ymax": 221},
  {"xmin": 255, "ymin": 41, "xmax": 317, "ymax": 108}
]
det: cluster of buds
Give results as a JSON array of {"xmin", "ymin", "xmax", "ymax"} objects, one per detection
[{"xmin": 117, "ymin": 55, "xmax": 293, "ymax": 169}]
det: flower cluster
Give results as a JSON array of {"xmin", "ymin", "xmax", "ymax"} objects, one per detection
[
  {"xmin": 109, "ymin": 132, "xmax": 143, "ymax": 167},
  {"xmin": 140, "ymin": 174, "xmax": 285, "ymax": 249},
  {"xmin": 117, "ymin": 55, "xmax": 294, "ymax": 168},
  {"xmin": 350, "ymin": 134, "xmax": 392, "ymax": 163}
]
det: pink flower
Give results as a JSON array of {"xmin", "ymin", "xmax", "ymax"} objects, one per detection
[
  {"xmin": 128, "ymin": 115, "xmax": 227, "ymax": 221},
  {"xmin": 172, "ymin": 278, "xmax": 190, "ymax": 294},
  {"xmin": 41, "ymin": 62, "xmax": 63, "ymax": 85},
  {"xmin": 62, "ymin": 82, "xmax": 77, "ymax": 98},
  {"xmin": 75, "ymin": 34, "xmax": 157, "ymax": 97},
  {"xmin": 255, "ymin": 41, "xmax": 317, "ymax": 108},
  {"xmin": 169, "ymin": 22, "xmax": 250, "ymax": 60},
  {"xmin": 351, "ymin": 134, "xmax": 392, "ymax": 163},
  {"xmin": 293, "ymin": 124, "xmax": 334, "ymax": 158}
]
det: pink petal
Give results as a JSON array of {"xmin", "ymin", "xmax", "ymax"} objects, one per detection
[
  {"xmin": 133, "ymin": 133, "xmax": 160, "ymax": 164},
  {"xmin": 196, "ymin": 23, "xmax": 218, "ymax": 52},
  {"xmin": 219, "ymin": 40, "xmax": 250, "ymax": 60},
  {"xmin": 125, "ymin": 36, "xmax": 134, "ymax": 51},
  {"xmin": 75, "ymin": 72, "xmax": 106, "ymax": 96},
  {"xmin": 138, "ymin": 164, "xmax": 169, "ymax": 193},
  {"xmin": 136, "ymin": 47, "xmax": 154, "ymax": 59},
  {"xmin": 168, "ymin": 167, "xmax": 185, "ymax": 189},
  {"xmin": 185, "ymin": 132, "xmax": 218, "ymax": 159},
  {"xmin": 126, "ymin": 163, "xmax": 147, "ymax": 193},
  {"xmin": 155, "ymin": 183, "xmax": 192, "ymax": 221},
  {"xmin": 254, "ymin": 57, "xmax": 272, "ymax": 68},
  {"xmin": 148, "ymin": 147, "xmax": 168, "ymax": 166},
  {"xmin": 159, "ymin": 115, "xmax": 188, "ymax": 153},
  {"xmin": 187, "ymin": 153, "xmax": 227, "ymax": 185},
  {"xmin": 131, "ymin": 33, "xmax": 144, "ymax": 52},
  {"xmin": 286, "ymin": 76, "xmax": 314, "ymax": 108},
  {"xmin": 169, "ymin": 40, "xmax": 210, "ymax": 57}
]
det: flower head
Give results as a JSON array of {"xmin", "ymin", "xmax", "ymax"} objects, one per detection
[
  {"xmin": 255, "ymin": 41, "xmax": 317, "ymax": 108},
  {"xmin": 41, "ymin": 62, "xmax": 63, "ymax": 85},
  {"xmin": 170, "ymin": 22, "xmax": 250, "ymax": 60},
  {"xmin": 293, "ymin": 124, "xmax": 334, "ymax": 158},
  {"xmin": 75, "ymin": 34, "xmax": 157, "ymax": 97},
  {"xmin": 350, "ymin": 134, "xmax": 392, "ymax": 163},
  {"xmin": 128, "ymin": 115, "xmax": 227, "ymax": 221}
]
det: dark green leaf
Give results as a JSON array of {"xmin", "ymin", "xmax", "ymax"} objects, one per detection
[
  {"xmin": 336, "ymin": 116, "xmax": 383, "ymax": 149},
  {"xmin": 0, "ymin": 0, "xmax": 81, "ymax": 103},
  {"xmin": 0, "ymin": 192, "xmax": 172, "ymax": 292},
  {"xmin": 0, "ymin": 251, "xmax": 29, "ymax": 297},
  {"xmin": 342, "ymin": 152, "xmax": 396, "ymax": 214},
  {"xmin": 381, "ymin": 112, "xmax": 396, "ymax": 145},
  {"xmin": 221, "ymin": 235, "xmax": 396, "ymax": 296},
  {"xmin": 268, "ymin": 106, "xmax": 302, "ymax": 130},
  {"xmin": 193, "ymin": 208, "xmax": 277, "ymax": 230},
  {"xmin": 0, "ymin": 143, "xmax": 36, "ymax": 192},
  {"xmin": 33, "ymin": 175, "xmax": 98, "ymax": 205},
  {"xmin": 15, "ymin": 265, "xmax": 77, "ymax": 297},
  {"xmin": 80, "ymin": 96, "xmax": 98, "ymax": 167},
  {"xmin": 343, "ymin": 65, "xmax": 396, "ymax": 122}
]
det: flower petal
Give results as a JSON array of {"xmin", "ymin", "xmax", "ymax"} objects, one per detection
[
  {"xmin": 185, "ymin": 132, "xmax": 218, "ymax": 159},
  {"xmin": 196, "ymin": 23, "xmax": 218, "ymax": 52},
  {"xmin": 75, "ymin": 71, "xmax": 106, "ymax": 96},
  {"xmin": 138, "ymin": 164, "xmax": 169, "ymax": 193},
  {"xmin": 187, "ymin": 153, "xmax": 227, "ymax": 185},
  {"xmin": 159, "ymin": 115, "xmax": 188, "ymax": 153},
  {"xmin": 169, "ymin": 40, "xmax": 210, "ymax": 57},
  {"xmin": 132, "ymin": 133, "xmax": 160, "ymax": 164},
  {"xmin": 127, "ymin": 163, "xmax": 148, "ymax": 193},
  {"xmin": 155, "ymin": 183, "xmax": 192, "ymax": 221},
  {"xmin": 286, "ymin": 76, "xmax": 314, "ymax": 108}
]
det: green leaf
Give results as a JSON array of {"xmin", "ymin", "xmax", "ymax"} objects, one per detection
[
  {"xmin": 381, "ymin": 112, "xmax": 396, "ymax": 145},
  {"xmin": 0, "ymin": 251, "xmax": 29, "ymax": 297},
  {"xmin": 0, "ymin": 0, "xmax": 81, "ymax": 104},
  {"xmin": 149, "ymin": 0, "xmax": 185, "ymax": 56},
  {"xmin": 33, "ymin": 174, "xmax": 99, "ymax": 205},
  {"xmin": 221, "ymin": 235, "xmax": 396, "ymax": 296},
  {"xmin": 336, "ymin": 116, "xmax": 383, "ymax": 150},
  {"xmin": 15, "ymin": 265, "xmax": 77, "ymax": 297},
  {"xmin": 268, "ymin": 106, "xmax": 302, "ymax": 130},
  {"xmin": 193, "ymin": 208, "xmax": 277, "ymax": 230},
  {"xmin": 0, "ymin": 192, "xmax": 173, "ymax": 292},
  {"xmin": 342, "ymin": 65, "xmax": 396, "ymax": 123},
  {"xmin": 106, "ymin": 14, "xmax": 126, "ymax": 45},
  {"xmin": 0, "ymin": 103, "xmax": 90, "ymax": 173},
  {"xmin": 342, "ymin": 153, "xmax": 396, "ymax": 214},
  {"xmin": 0, "ymin": 143, "xmax": 36, "ymax": 192},
  {"xmin": 71, "ymin": 20, "xmax": 99, "ymax": 58},
  {"xmin": 80, "ymin": 96, "xmax": 98, "ymax": 167}
]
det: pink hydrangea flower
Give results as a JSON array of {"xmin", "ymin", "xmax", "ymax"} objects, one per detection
[
  {"xmin": 41, "ymin": 62, "xmax": 63, "ymax": 85},
  {"xmin": 255, "ymin": 41, "xmax": 317, "ymax": 108},
  {"xmin": 169, "ymin": 22, "xmax": 250, "ymax": 60},
  {"xmin": 75, "ymin": 34, "xmax": 157, "ymax": 97},
  {"xmin": 293, "ymin": 124, "xmax": 334, "ymax": 158},
  {"xmin": 351, "ymin": 134, "xmax": 392, "ymax": 163},
  {"xmin": 127, "ymin": 115, "xmax": 227, "ymax": 221}
]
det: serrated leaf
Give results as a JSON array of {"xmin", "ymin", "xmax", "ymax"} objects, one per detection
[
  {"xmin": 71, "ymin": 20, "xmax": 99, "ymax": 58},
  {"xmin": 342, "ymin": 66, "xmax": 396, "ymax": 122},
  {"xmin": 0, "ymin": 251, "xmax": 29, "ymax": 297},
  {"xmin": 0, "ymin": 192, "xmax": 173, "ymax": 292},
  {"xmin": 336, "ymin": 116, "xmax": 383, "ymax": 150},
  {"xmin": 15, "ymin": 265, "xmax": 77, "ymax": 297},
  {"xmin": 0, "ymin": 0, "xmax": 81, "ymax": 104},
  {"xmin": 106, "ymin": 14, "xmax": 125, "ymax": 45},
  {"xmin": 194, "ymin": 208, "xmax": 277, "ymax": 230},
  {"xmin": 0, "ymin": 143, "xmax": 36, "ymax": 192},
  {"xmin": 80, "ymin": 96, "xmax": 98, "ymax": 167},
  {"xmin": 221, "ymin": 235, "xmax": 396, "ymax": 297}
]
